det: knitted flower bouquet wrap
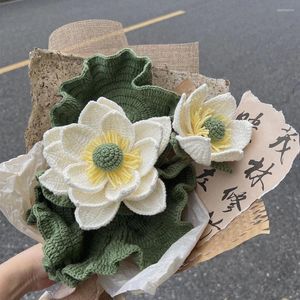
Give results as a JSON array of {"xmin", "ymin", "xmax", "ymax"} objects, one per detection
[
  {"xmin": 27, "ymin": 50, "xmax": 198, "ymax": 286},
  {"xmin": 0, "ymin": 20, "xmax": 299, "ymax": 299}
]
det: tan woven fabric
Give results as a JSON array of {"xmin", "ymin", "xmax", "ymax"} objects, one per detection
[
  {"xmin": 48, "ymin": 19, "xmax": 199, "ymax": 73},
  {"xmin": 120, "ymin": 44, "xmax": 199, "ymax": 73},
  {"xmin": 48, "ymin": 19, "xmax": 128, "ymax": 55},
  {"xmin": 180, "ymin": 200, "xmax": 269, "ymax": 271},
  {"xmin": 25, "ymin": 20, "xmax": 269, "ymax": 300}
]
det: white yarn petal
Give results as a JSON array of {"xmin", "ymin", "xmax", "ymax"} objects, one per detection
[
  {"xmin": 186, "ymin": 83, "xmax": 208, "ymax": 107},
  {"xmin": 39, "ymin": 168, "xmax": 68, "ymax": 195},
  {"xmin": 43, "ymin": 127, "xmax": 62, "ymax": 149},
  {"xmin": 204, "ymin": 93, "xmax": 237, "ymax": 118},
  {"xmin": 230, "ymin": 120, "xmax": 253, "ymax": 150},
  {"xmin": 105, "ymin": 171, "xmax": 140, "ymax": 202},
  {"xmin": 134, "ymin": 137, "xmax": 159, "ymax": 177},
  {"xmin": 97, "ymin": 97, "xmax": 126, "ymax": 115},
  {"xmin": 61, "ymin": 124, "xmax": 97, "ymax": 160},
  {"xmin": 126, "ymin": 168, "xmax": 158, "ymax": 201},
  {"xmin": 211, "ymin": 149, "xmax": 244, "ymax": 162},
  {"xmin": 124, "ymin": 179, "xmax": 166, "ymax": 215},
  {"xmin": 64, "ymin": 162, "xmax": 107, "ymax": 193},
  {"xmin": 75, "ymin": 202, "xmax": 120, "ymax": 230},
  {"xmin": 100, "ymin": 111, "xmax": 135, "ymax": 148},
  {"xmin": 133, "ymin": 120, "xmax": 163, "ymax": 153},
  {"xmin": 148, "ymin": 116, "xmax": 172, "ymax": 155},
  {"xmin": 68, "ymin": 187, "xmax": 110, "ymax": 207},
  {"xmin": 43, "ymin": 141, "xmax": 76, "ymax": 172},
  {"xmin": 78, "ymin": 101, "xmax": 111, "ymax": 132},
  {"xmin": 173, "ymin": 93, "xmax": 187, "ymax": 136},
  {"xmin": 176, "ymin": 135, "xmax": 211, "ymax": 166}
]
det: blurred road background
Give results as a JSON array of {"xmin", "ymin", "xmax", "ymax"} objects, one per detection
[{"xmin": 0, "ymin": 0, "xmax": 299, "ymax": 299}]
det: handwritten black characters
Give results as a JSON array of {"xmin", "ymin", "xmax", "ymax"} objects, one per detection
[
  {"xmin": 244, "ymin": 158, "xmax": 274, "ymax": 190},
  {"xmin": 269, "ymin": 126, "xmax": 297, "ymax": 164},
  {"xmin": 222, "ymin": 186, "xmax": 247, "ymax": 213},
  {"xmin": 196, "ymin": 168, "xmax": 216, "ymax": 192},
  {"xmin": 236, "ymin": 111, "xmax": 263, "ymax": 130}
]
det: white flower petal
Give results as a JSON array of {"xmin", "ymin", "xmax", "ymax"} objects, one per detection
[
  {"xmin": 148, "ymin": 116, "xmax": 172, "ymax": 155},
  {"xmin": 230, "ymin": 120, "xmax": 253, "ymax": 150},
  {"xmin": 126, "ymin": 168, "xmax": 158, "ymax": 201},
  {"xmin": 43, "ymin": 141, "xmax": 76, "ymax": 172},
  {"xmin": 68, "ymin": 187, "xmax": 110, "ymax": 207},
  {"xmin": 211, "ymin": 149, "xmax": 244, "ymax": 162},
  {"xmin": 204, "ymin": 92, "xmax": 237, "ymax": 118},
  {"xmin": 78, "ymin": 101, "xmax": 111, "ymax": 132},
  {"xmin": 43, "ymin": 127, "xmax": 62, "ymax": 148},
  {"xmin": 64, "ymin": 162, "xmax": 107, "ymax": 193},
  {"xmin": 134, "ymin": 137, "xmax": 159, "ymax": 177},
  {"xmin": 176, "ymin": 135, "xmax": 211, "ymax": 166},
  {"xmin": 179, "ymin": 84, "xmax": 209, "ymax": 136},
  {"xmin": 181, "ymin": 100, "xmax": 193, "ymax": 135},
  {"xmin": 133, "ymin": 119, "xmax": 163, "ymax": 153},
  {"xmin": 75, "ymin": 202, "xmax": 120, "ymax": 230},
  {"xmin": 97, "ymin": 97, "xmax": 126, "ymax": 115},
  {"xmin": 173, "ymin": 93, "xmax": 187, "ymax": 136},
  {"xmin": 186, "ymin": 83, "xmax": 208, "ymax": 107},
  {"xmin": 124, "ymin": 179, "xmax": 166, "ymax": 215},
  {"xmin": 62, "ymin": 124, "xmax": 97, "ymax": 160},
  {"xmin": 100, "ymin": 111, "xmax": 135, "ymax": 148},
  {"xmin": 39, "ymin": 168, "xmax": 68, "ymax": 195},
  {"xmin": 105, "ymin": 171, "xmax": 140, "ymax": 202}
]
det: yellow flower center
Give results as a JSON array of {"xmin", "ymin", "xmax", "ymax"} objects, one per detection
[
  {"xmin": 190, "ymin": 106, "xmax": 231, "ymax": 152},
  {"xmin": 81, "ymin": 131, "xmax": 141, "ymax": 187}
]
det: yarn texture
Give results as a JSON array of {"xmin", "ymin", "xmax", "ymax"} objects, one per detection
[
  {"xmin": 28, "ymin": 165, "xmax": 195, "ymax": 287},
  {"xmin": 51, "ymin": 49, "xmax": 179, "ymax": 126},
  {"xmin": 173, "ymin": 83, "xmax": 253, "ymax": 165},
  {"xmin": 27, "ymin": 49, "xmax": 196, "ymax": 287}
]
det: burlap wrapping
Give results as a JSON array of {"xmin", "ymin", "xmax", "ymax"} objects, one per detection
[
  {"xmin": 48, "ymin": 19, "xmax": 199, "ymax": 73},
  {"xmin": 25, "ymin": 20, "xmax": 269, "ymax": 299}
]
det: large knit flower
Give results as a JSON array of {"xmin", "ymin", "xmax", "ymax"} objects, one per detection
[
  {"xmin": 173, "ymin": 84, "xmax": 252, "ymax": 166},
  {"xmin": 39, "ymin": 97, "xmax": 171, "ymax": 230}
]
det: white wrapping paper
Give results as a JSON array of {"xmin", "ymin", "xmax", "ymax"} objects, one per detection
[
  {"xmin": 98, "ymin": 191, "xmax": 209, "ymax": 297},
  {"xmin": 0, "ymin": 141, "xmax": 209, "ymax": 298},
  {"xmin": 0, "ymin": 142, "xmax": 46, "ymax": 242}
]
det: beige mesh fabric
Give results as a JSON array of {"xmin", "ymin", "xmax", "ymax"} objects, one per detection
[
  {"xmin": 26, "ymin": 20, "xmax": 269, "ymax": 300},
  {"xmin": 87, "ymin": 44, "xmax": 199, "ymax": 73},
  {"xmin": 48, "ymin": 19, "xmax": 199, "ymax": 73},
  {"xmin": 48, "ymin": 19, "xmax": 129, "ymax": 55}
]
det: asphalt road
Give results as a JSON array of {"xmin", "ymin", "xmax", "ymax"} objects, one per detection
[{"xmin": 0, "ymin": 0, "xmax": 299, "ymax": 299}]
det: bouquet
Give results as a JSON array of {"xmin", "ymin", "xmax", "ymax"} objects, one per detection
[{"xmin": 0, "ymin": 20, "xmax": 298, "ymax": 299}]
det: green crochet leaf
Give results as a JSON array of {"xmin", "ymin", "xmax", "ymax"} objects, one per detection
[
  {"xmin": 27, "ymin": 166, "xmax": 195, "ymax": 287},
  {"xmin": 51, "ymin": 49, "xmax": 180, "ymax": 127}
]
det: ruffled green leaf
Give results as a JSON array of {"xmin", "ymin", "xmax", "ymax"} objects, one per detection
[
  {"xmin": 51, "ymin": 49, "xmax": 180, "ymax": 126},
  {"xmin": 27, "ymin": 165, "xmax": 195, "ymax": 287}
]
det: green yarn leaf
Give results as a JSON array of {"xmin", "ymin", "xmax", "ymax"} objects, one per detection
[
  {"xmin": 27, "ymin": 166, "xmax": 195, "ymax": 287},
  {"xmin": 51, "ymin": 49, "xmax": 180, "ymax": 127}
]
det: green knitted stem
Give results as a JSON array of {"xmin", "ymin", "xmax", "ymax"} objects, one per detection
[
  {"xmin": 27, "ymin": 166, "xmax": 195, "ymax": 287},
  {"xmin": 211, "ymin": 161, "xmax": 233, "ymax": 173},
  {"xmin": 203, "ymin": 117, "xmax": 225, "ymax": 142},
  {"xmin": 51, "ymin": 49, "xmax": 180, "ymax": 127},
  {"xmin": 93, "ymin": 143, "xmax": 123, "ymax": 171}
]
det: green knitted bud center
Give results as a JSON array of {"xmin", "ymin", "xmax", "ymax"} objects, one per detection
[
  {"xmin": 203, "ymin": 117, "xmax": 226, "ymax": 142},
  {"xmin": 92, "ymin": 143, "xmax": 123, "ymax": 171}
]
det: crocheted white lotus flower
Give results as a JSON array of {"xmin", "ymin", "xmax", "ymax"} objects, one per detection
[
  {"xmin": 173, "ymin": 84, "xmax": 252, "ymax": 166},
  {"xmin": 39, "ymin": 97, "xmax": 171, "ymax": 230}
]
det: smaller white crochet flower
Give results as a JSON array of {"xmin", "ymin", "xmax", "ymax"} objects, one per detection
[
  {"xmin": 39, "ymin": 97, "xmax": 172, "ymax": 230},
  {"xmin": 173, "ymin": 84, "xmax": 252, "ymax": 166}
]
